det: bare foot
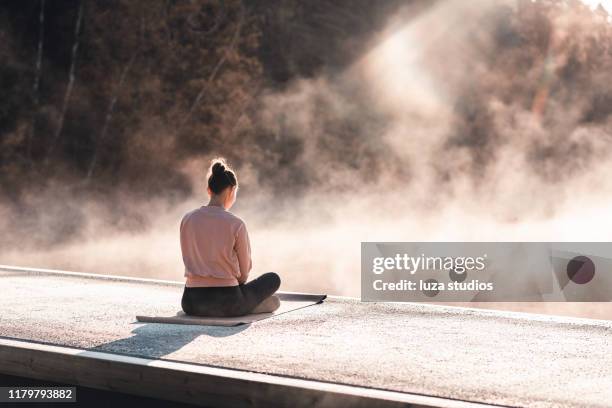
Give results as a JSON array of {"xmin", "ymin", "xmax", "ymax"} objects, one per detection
[{"xmin": 251, "ymin": 295, "xmax": 280, "ymax": 314}]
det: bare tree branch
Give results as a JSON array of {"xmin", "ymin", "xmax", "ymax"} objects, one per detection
[
  {"xmin": 229, "ymin": 80, "xmax": 261, "ymax": 135},
  {"xmin": 86, "ymin": 49, "xmax": 141, "ymax": 181},
  {"xmin": 45, "ymin": 0, "xmax": 83, "ymax": 162},
  {"xmin": 32, "ymin": 0, "xmax": 45, "ymax": 105},
  {"xmin": 181, "ymin": 3, "xmax": 245, "ymax": 127},
  {"xmin": 85, "ymin": 16, "xmax": 146, "ymax": 181},
  {"xmin": 27, "ymin": 0, "xmax": 45, "ymax": 161}
]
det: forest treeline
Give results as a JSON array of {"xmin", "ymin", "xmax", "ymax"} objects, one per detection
[
  {"xmin": 0, "ymin": 0, "xmax": 408, "ymax": 202},
  {"xmin": 1, "ymin": 0, "xmax": 611, "ymax": 247}
]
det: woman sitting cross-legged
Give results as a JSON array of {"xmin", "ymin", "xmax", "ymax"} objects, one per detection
[{"xmin": 180, "ymin": 157, "xmax": 281, "ymax": 317}]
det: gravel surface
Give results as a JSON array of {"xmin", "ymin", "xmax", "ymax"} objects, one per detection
[{"xmin": 1, "ymin": 270, "xmax": 611, "ymax": 407}]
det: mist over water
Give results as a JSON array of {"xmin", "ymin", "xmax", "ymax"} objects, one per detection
[{"xmin": 2, "ymin": 0, "xmax": 612, "ymax": 296}]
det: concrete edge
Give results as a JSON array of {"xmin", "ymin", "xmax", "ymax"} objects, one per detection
[
  {"xmin": 0, "ymin": 264, "xmax": 326, "ymax": 301},
  {"xmin": 0, "ymin": 264, "xmax": 184, "ymax": 287},
  {"xmin": 0, "ymin": 337, "xmax": 501, "ymax": 408},
  {"xmin": 2, "ymin": 264, "xmax": 611, "ymax": 328}
]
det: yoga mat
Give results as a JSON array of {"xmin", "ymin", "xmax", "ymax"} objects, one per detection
[{"xmin": 136, "ymin": 292, "xmax": 327, "ymax": 327}]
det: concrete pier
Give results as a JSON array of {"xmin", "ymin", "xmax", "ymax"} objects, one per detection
[{"xmin": 0, "ymin": 265, "xmax": 611, "ymax": 407}]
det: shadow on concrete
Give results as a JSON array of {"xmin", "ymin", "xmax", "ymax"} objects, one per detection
[{"xmin": 87, "ymin": 322, "xmax": 250, "ymax": 359}]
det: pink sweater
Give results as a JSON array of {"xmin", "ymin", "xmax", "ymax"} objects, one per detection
[{"xmin": 180, "ymin": 206, "xmax": 252, "ymax": 287}]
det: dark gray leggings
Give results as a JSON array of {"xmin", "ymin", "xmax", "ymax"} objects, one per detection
[{"xmin": 181, "ymin": 272, "xmax": 281, "ymax": 317}]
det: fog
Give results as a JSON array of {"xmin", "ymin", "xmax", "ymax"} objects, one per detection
[{"xmin": 2, "ymin": 0, "xmax": 612, "ymax": 297}]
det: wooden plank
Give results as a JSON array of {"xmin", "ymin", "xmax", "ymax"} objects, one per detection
[{"xmin": 0, "ymin": 338, "xmax": 495, "ymax": 408}]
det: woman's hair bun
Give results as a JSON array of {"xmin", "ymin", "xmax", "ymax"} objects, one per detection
[
  {"xmin": 207, "ymin": 157, "xmax": 237, "ymax": 194},
  {"xmin": 211, "ymin": 160, "xmax": 226, "ymax": 176}
]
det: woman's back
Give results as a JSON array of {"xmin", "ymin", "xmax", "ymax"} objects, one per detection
[{"xmin": 180, "ymin": 205, "xmax": 251, "ymax": 287}]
